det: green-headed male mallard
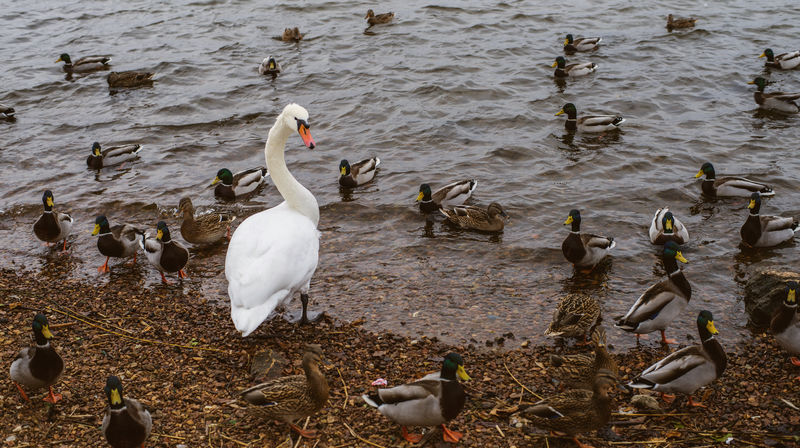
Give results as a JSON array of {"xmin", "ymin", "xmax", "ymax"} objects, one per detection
[
  {"xmin": 417, "ymin": 180, "xmax": 477, "ymax": 213},
  {"xmin": 365, "ymin": 9, "xmax": 394, "ymax": 26},
  {"xmin": 552, "ymin": 56, "xmax": 597, "ymax": 78},
  {"xmin": 741, "ymin": 192, "xmax": 798, "ymax": 247},
  {"xmin": 177, "ymin": 196, "xmax": 236, "ymax": 245},
  {"xmin": 770, "ymin": 281, "xmax": 800, "ymax": 376},
  {"xmin": 56, "ymin": 53, "xmax": 111, "ymax": 74},
  {"xmin": 92, "ymin": 215, "xmax": 143, "ymax": 273},
  {"xmin": 339, "ymin": 157, "xmax": 380, "ymax": 188},
  {"xmin": 0, "ymin": 103, "xmax": 15, "ymax": 118},
  {"xmin": 107, "ymin": 71, "xmax": 154, "ymax": 88},
  {"xmin": 240, "ymin": 344, "xmax": 328, "ymax": 439},
  {"xmin": 748, "ymin": 77, "xmax": 800, "ymax": 113},
  {"xmin": 615, "ymin": 241, "xmax": 690, "ymax": 344},
  {"xmin": 441, "ymin": 202, "xmax": 508, "ymax": 233},
  {"xmin": 522, "ymin": 370, "xmax": 617, "ymax": 448},
  {"xmin": 760, "ymin": 48, "xmax": 800, "ymax": 70},
  {"xmin": 141, "ymin": 221, "xmax": 189, "ymax": 284},
  {"xmin": 259, "ymin": 56, "xmax": 281, "ymax": 76},
  {"xmin": 102, "ymin": 376, "xmax": 152, "ymax": 448},
  {"xmin": 695, "ymin": 162, "xmax": 774, "ymax": 198},
  {"xmin": 556, "ymin": 103, "xmax": 624, "ymax": 133},
  {"xmin": 212, "ymin": 167, "xmax": 268, "ymax": 201},
  {"xmin": 629, "ymin": 310, "xmax": 726, "ymax": 407},
  {"xmin": 33, "ymin": 190, "xmax": 73, "ymax": 251},
  {"xmin": 86, "ymin": 141, "xmax": 142, "ymax": 170},
  {"xmin": 547, "ymin": 326, "xmax": 618, "ymax": 390},
  {"xmin": 666, "ymin": 14, "xmax": 697, "ymax": 30},
  {"xmin": 563, "ymin": 34, "xmax": 601, "ymax": 53},
  {"xmin": 562, "ymin": 209, "xmax": 615, "ymax": 271},
  {"xmin": 545, "ymin": 293, "xmax": 601, "ymax": 344},
  {"xmin": 363, "ymin": 353, "xmax": 470, "ymax": 444},
  {"xmin": 649, "ymin": 207, "xmax": 689, "ymax": 245},
  {"xmin": 10, "ymin": 313, "xmax": 64, "ymax": 403}
]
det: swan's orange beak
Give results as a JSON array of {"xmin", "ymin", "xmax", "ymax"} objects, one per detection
[{"xmin": 298, "ymin": 122, "xmax": 315, "ymax": 149}]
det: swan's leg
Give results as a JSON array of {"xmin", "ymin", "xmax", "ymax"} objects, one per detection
[{"xmin": 284, "ymin": 293, "xmax": 323, "ymax": 324}]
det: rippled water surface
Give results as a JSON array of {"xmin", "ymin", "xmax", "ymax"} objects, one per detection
[{"xmin": 2, "ymin": 0, "xmax": 799, "ymax": 350}]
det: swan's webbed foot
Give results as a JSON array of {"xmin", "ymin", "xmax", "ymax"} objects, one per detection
[{"xmin": 284, "ymin": 293, "xmax": 323, "ymax": 325}]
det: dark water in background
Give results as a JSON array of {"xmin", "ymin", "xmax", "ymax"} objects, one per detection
[{"xmin": 1, "ymin": 0, "xmax": 799, "ymax": 350}]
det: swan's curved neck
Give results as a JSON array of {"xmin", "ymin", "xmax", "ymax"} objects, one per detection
[{"xmin": 265, "ymin": 113, "xmax": 319, "ymax": 226}]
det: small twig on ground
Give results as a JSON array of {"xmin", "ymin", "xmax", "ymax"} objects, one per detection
[
  {"xmin": 503, "ymin": 362, "xmax": 542, "ymax": 400},
  {"xmin": 342, "ymin": 422, "xmax": 386, "ymax": 448},
  {"xmin": 495, "ymin": 424, "xmax": 505, "ymax": 438},
  {"xmin": 217, "ymin": 431, "xmax": 250, "ymax": 446},
  {"xmin": 337, "ymin": 366, "xmax": 349, "ymax": 410}
]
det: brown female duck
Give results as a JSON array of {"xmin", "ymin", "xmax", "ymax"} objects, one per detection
[
  {"xmin": 545, "ymin": 293, "xmax": 601, "ymax": 343},
  {"xmin": 240, "ymin": 344, "xmax": 329, "ymax": 438},
  {"xmin": 177, "ymin": 197, "xmax": 236, "ymax": 245},
  {"xmin": 548, "ymin": 326, "xmax": 618, "ymax": 390},
  {"xmin": 441, "ymin": 202, "xmax": 508, "ymax": 232},
  {"xmin": 282, "ymin": 27, "xmax": 303, "ymax": 41},
  {"xmin": 666, "ymin": 14, "xmax": 697, "ymax": 30},
  {"xmin": 365, "ymin": 9, "xmax": 394, "ymax": 25}
]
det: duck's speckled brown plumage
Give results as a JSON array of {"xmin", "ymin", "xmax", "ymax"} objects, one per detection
[
  {"xmin": 441, "ymin": 202, "xmax": 507, "ymax": 232},
  {"xmin": 547, "ymin": 327, "xmax": 618, "ymax": 390},
  {"xmin": 282, "ymin": 27, "xmax": 303, "ymax": 41},
  {"xmin": 240, "ymin": 344, "xmax": 329, "ymax": 423},
  {"xmin": 522, "ymin": 370, "xmax": 616, "ymax": 437},
  {"xmin": 178, "ymin": 197, "xmax": 235, "ymax": 245},
  {"xmin": 544, "ymin": 293, "xmax": 601, "ymax": 341},
  {"xmin": 107, "ymin": 71, "xmax": 154, "ymax": 88},
  {"xmin": 365, "ymin": 9, "xmax": 394, "ymax": 25},
  {"xmin": 666, "ymin": 14, "xmax": 697, "ymax": 30}
]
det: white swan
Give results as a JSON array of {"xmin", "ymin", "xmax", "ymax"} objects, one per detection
[{"xmin": 225, "ymin": 104, "xmax": 320, "ymax": 337}]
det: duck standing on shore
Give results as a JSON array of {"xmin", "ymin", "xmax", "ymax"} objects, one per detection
[
  {"xmin": 770, "ymin": 281, "xmax": 800, "ymax": 377},
  {"xmin": 92, "ymin": 215, "xmax": 143, "ymax": 273},
  {"xmin": 141, "ymin": 221, "xmax": 189, "ymax": 284},
  {"xmin": 363, "ymin": 353, "xmax": 470, "ymax": 444},
  {"xmin": 10, "ymin": 313, "xmax": 64, "ymax": 403},
  {"xmin": 33, "ymin": 190, "xmax": 73, "ymax": 252},
  {"xmin": 225, "ymin": 104, "xmax": 320, "ymax": 336},
  {"xmin": 240, "ymin": 344, "xmax": 328, "ymax": 439},
  {"xmin": 102, "ymin": 376, "xmax": 152, "ymax": 448},
  {"xmin": 544, "ymin": 293, "xmax": 601, "ymax": 344}
]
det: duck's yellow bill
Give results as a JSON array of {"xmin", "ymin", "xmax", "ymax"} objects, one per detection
[
  {"xmin": 747, "ymin": 80, "xmax": 756, "ymax": 85},
  {"xmin": 564, "ymin": 215, "xmax": 573, "ymax": 225},
  {"xmin": 47, "ymin": 197, "xmax": 54, "ymax": 207},
  {"xmin": 92, "ymin": 224, "xmax": 100, "ymax": 236},
  {"xmin": 694, "ymin": 169, "xmax": 704, "ymax": 178},
  {"xmin": 211, "ymin": 176, "xmax": 221, "ymax": 185},
  {"xmin": 555, "ymin": 109, "xmax": 565, "ymax": 116},
  {"xmin": 457, "ymin": 365, "xmax": 471, "ymax": 381},
  {"xmin": 110, "ymin": 389, "xmax": 122, "ymax": 405},
  {"xmin": 55, "ymin": 57, "xmax": 62, "ymax": 63},
  {"xmin": 42, "ymin": 325, "xmax": 54, "ymax": 339},
  {"xmin": 676, "ymin": 251, "xmax": 688, "ymax": 263},
  {"xmin": 788, "ymin": 289, "xmax": 796, "ymax": 303},
  {"xmin": 415, "ymin": 191, "xmax": 424, "ymax": 201},
  {"xmin": 340, "ymin": 166, "xmax": 346, "ymax": 175},
  {"xmin": 665, "ymin": 219, "xmax": 673, "ymax": 231},
  {"xmin": 748, "ymin": 199, "xmax": 756, "ymax": 209},
  {"xmin": 551, "ymin": 61, "xmax": 558, "ymax": 67},
  {"xmin": 564, "ymin": 38, "xmax": 569, "ymax": 45},
  {"xmin": 758, "ymin": 52, "xmax": 766, "ymax": 58},
  {"xmin": 156, "ymin": 229, "xmax": 163, "ymax": 240},
  {"xmin": 706, "ymin": 320, "xmax": 718, "ymax": 335}
]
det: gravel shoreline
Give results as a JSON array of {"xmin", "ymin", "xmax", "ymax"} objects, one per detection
[{"xmin": 1, "ymin": 265, "xmax": 799, "ymax": 447}]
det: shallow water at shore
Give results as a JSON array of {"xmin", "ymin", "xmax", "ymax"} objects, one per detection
[{"xmin": 1, "ymin": 0, "xmax": 799, "ymax": 349}]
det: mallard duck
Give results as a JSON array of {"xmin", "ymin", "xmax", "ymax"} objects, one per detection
[
  {"xmin": 212, "ymin": 167, "xmax": 268, "ymax": 201},
  {"xmin": 177, "ymin": 197, "xmax": 236, "ymax": 245},
  {"xmin": 0, "ymin": 103, "xmax": 15, "ymax": 118},
  {"xmin": 615, "ymin": 241, "xmax": 690, "ymax": 344},
  {"xmin": 748, "ymin": 77, "xmax": 800, "ymax": 113},
  {"xmin": 544, "ymin": 293, "xmax": 601, "ymax": 343},
  {"xmin": 563, "ymin": 34, "xmax": 601, "ymax": 53},
  {"xmin": 694, "ymin": 162, "xmax": 774, "ymax": 198},
  {"xmin": 141, "ymin": 221, "xmax": 189, "ymax": 284},
  {"xmin": 339, "ymin": 157, "xmax": 380, "ymax": 187},
  {"xmin": 33, "ymin": 190, "xmax": 73, "ymax": 251},
  {"xmin": 365, "ymin": 9, "xmax": 394, "ymax": 25},
  {"xmin": 259, "ymin": 56, "xmax": 281, "ymax": 75},
  {"xmin": 552, "ymin": 56, "xmax": 597, "ymax": 78},
  {"xmin": 86, "ymin": 141, "xmax": 142, "ymax": 170},
  {"xmin": 556, "ymin": 103, "xmax": 624, "ymax": 133},
  {"xmin": 56, "ymin": 53, "xmax": 111, "ymax": 73},
  {"xmin": 562, "ymin": 209, "xmax": 615, "ymax": 271},
  {"xmin": 770, "ymin": 281, "xmax": 800, "ymax": 373},
  {"xmin": 102, "ymin": 376, "xmax": 152, "ymax": 448},
  {"xmin": 92, "ymin": 215, "xmax": 143, "ymax": 273},
  {"xmin": 649, "ymin": 207, "xmax": 689, "ymax": 245},
  {"xmin": 416, "ymin": 180, "xmax": 477, "ymax": 213},
  {"xmin": 741, "ymin": 192, "xmax": 798, "ymax": 247},
  {"xmin": 282, "ymin": 27, "xmax": 303, "ymax": 41},
  {"xmin": 363, "ymin": 353, "xmax": 470, "ymax": 444},
  {"xmin": 760, "ymin": 48, "xmax": 800, "ymax": 70},
  {"xmin": 10, "ymin": 313, "xmax": 64, "ymax": 403},
  {"xmin": 547, "ymin": 326, "xmax": 618, "ymax": 390},
  {"xmin": 107, "ymin": 71, "xmax": 154, "ymax": 88},
  {"xmin": 241, "ymin": 344, "xmax": 328, "ymax": 438},
  {"xmin": 521, "ymin": 370, "xmax": 617, "ymax": 448},
  {"xmin": 441, "ymin": 202, "xmax": 508, "ymax": 232},
  {"xmin": 629, "ymin": 310, "xmax": 726, "ymax": 407},
  {"xmin": 226, "ymin": 104, "xmax": 320, "ymax": 334},
  {"xmin": 666, "ymin": 14, "xmax": 697, "ymax": 30}
]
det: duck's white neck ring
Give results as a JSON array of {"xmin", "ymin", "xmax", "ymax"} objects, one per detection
[
  {"xmin": 96, "ymin": 232, "xmax": 112, "ymax": 237},
  {"xmin": 43, "ymin": 210, "xmax": 53, "ymax": 214},
  {"xmin": 668, "ymin": 269, "xmax": 681, "ymax": 277},
  {"xmin": 420, "ymin": 199, "xmax": 433, "ymax": 204},
  {"xmin": 570, "ymin": 230, "xmax": 580, "ymax": 234}
]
